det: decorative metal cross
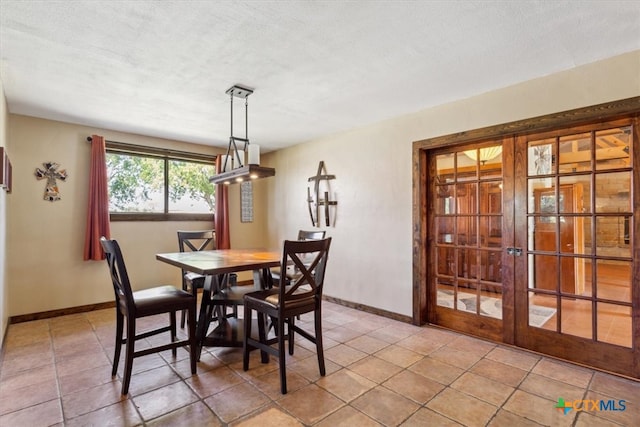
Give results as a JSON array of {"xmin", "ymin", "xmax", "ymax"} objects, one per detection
[
  {"xmin": 35, "ymin": 162, "xmax": 68, "ymax": 201},
  {"xmin": 307, "ymin": 161, "xmax": 337, "ymax": 227}
]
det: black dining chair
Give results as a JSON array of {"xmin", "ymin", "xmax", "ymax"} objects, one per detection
[
  {"xmin": 177, "ymin": 230, "xmax": 216, "ymax": 327},
  {"xmin": 243, "ymin": 237, "xmax": 332, "ymax": 394},
  {"xmin": 270, "ymin": 230, "xmax": 326, "ymax": 285},
  {"xmin": 100, "ymin": 237, "xmax": 197, "ymax": 395}
]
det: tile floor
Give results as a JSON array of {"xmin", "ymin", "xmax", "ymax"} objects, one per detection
[{"xmin": 0, "ymin": 301, "xmax": 638, "ymax": 426}]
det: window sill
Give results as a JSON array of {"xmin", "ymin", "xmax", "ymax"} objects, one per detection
[{"xmin": 109, "ymin": 213, "xmax": 214, "ymax": 222}]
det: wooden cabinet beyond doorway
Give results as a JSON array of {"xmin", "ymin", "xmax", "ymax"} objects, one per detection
[{"xmin": 533, "ymin": 184, "xmax": 585, "ymax": 295}]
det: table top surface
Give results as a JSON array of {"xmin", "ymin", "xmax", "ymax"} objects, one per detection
[{"xmin": 156, "ymin": 248, "xmax": 281, "ymax": 275}]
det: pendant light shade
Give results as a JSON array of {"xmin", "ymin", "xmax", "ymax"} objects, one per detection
[{"xmin": 464, "ymin": 146, "xmax": 502, "ymax": 164}]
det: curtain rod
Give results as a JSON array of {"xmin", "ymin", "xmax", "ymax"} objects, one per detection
[{"xmin": 86, "ymin": 136, "xmax": 217, "ymax": 162}]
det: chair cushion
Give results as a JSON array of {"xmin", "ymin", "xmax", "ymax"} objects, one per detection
[
  {"xmin": 264, "ymin": 289, "xmax": 315, "ymax": 309},
  {"xmin": 134, "ymin": 285, "xmax": 194, "ymax": 316}
]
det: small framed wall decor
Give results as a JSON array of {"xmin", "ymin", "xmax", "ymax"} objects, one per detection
[
  {"xmin": 240, "ymin": 181, "xmax": 254, "ymax": 222},
  {"xmin": 0, "ymin": 147, "xmax": 10, "ymax": 192},
  {"xmin": 0, "ymin": 147, "xmax": 4, "ymax": 188},
  {"xmin": 6, "ymin": 156, "xmax": 12, "ymax": 193}
]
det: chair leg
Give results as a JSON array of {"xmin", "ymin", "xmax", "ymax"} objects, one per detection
[
  {"xmin": 188, "ymin": 305, "xmax": 197, "ymax": 375},
  {"xmin": 170, "ymin": 311, "xmax": 177, "ymax": 357},
  {"xmin": 288, "ymin": 317, "xmax": 295, "ymax": 355},
  {"xmin": 257, "ymin": 312, "xmax": 269, "ymax": 364},
  {"xmin": 122, "ymin": 317, "xmax": 136, "ymax": 395},
  {"xmin": 112, "ymin": 311, "xmax": 124, "ymax": 377},
  {"xmin": 315, "ymin": 308, "xmax": 326, "ymax": 376},
  {"xmin": 180, "ymin": 278, "xmax": 190, "ymax": 328},
  {"xmin": 277, "ymin": 317, "xmax": 287, "ymax": 394},
  {"xmin": 242, "ymin": 303, "xmax": 252, "ymax": 371},
  {"xmin": 180, "ymin": 310, "xmax": 186, "ymax": 329}
]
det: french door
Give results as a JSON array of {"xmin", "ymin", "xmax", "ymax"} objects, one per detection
[
  {"xmin": 430, "ymin": 140, "xmax": 510, "ymax": 343},
  {"xmin": 428, "ymin": 117, "xmax": 639, "ymax": 378},
  {"xmin": 512, "ymin": 118, "xmax": 637, "ymax": 376}
]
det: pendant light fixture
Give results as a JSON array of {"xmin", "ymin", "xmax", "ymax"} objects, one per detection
[
  {"xmin": 463, "ymin": 146, "xmax": 502, "ymax": 165},
  {"xmin": 209, "ymin": 85, "xmax": 276, "ymax": 185}
]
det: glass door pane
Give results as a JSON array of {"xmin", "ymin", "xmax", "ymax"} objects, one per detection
[
  {"xmin": 523, "ymin": 126, "xmax": 633, "ymax": 348},
  {"xmin": 434, "ymin": 145, "xmax": 503, "ymax": 322}
]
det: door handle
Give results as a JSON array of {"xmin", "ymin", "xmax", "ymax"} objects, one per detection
[{"xmin": 506, "ymin": 247, "xmax": 523, "ymax": 256}]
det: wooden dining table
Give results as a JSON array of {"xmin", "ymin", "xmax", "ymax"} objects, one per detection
[{"xmin": 156, "ymin": 248, "xmax": 280, "ymax": 358}]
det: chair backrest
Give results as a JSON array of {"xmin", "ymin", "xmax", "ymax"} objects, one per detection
[
  {"xmin": 178, "ymin": 230, "xmax": 216, "ymax": 253},
  {"xmin": 277, "ymin": 237, "xmax": 332, "ymax": 309},
  {"xmin": 297, "ymin": 230, "xmax": 326, "ymax": 241},
  {"xmin": 100, "ymin": 237, "xmax": 135, "ymax": 314}
]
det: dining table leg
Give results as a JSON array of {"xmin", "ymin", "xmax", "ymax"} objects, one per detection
[
  {"xmin": 252, "ymin": 267, "xmax": 275, "ymax": 357},
  {"xmin": 253, "ymin": 267, "xmax": 273, "ymax": 290},
  {"xmin": 195, "ymin": 274, "xmax": 214, "ymax": 360}
]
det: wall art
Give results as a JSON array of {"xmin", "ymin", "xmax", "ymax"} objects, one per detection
[
  {"xmin": 307, "ymin": 161, "xmax": 337, "ymax": 227},
  {"xmin": 240, "ymin": 181, "xmax": 254, "ymax": 222},
  {"xmin": 0, "ymin": 148, "xmax": 11, "ymax": 193},
  {"xmin": 0, "ymin": 148, "xmax": 5, "ymax": 189},
  {"xmin": 5, "ymin": 155, "xmax": 11, "ymax": 193},
  {"xmin": 35, "ymin": 161, "xmax": 68, "ymax": 201}
]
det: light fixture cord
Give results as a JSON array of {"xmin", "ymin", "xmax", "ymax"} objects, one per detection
[
  {"xmin": 222, "ymin": 91, "xmax": 235, "ymax": 171},
  {"xmin": 244, "ymin": 96, "xmax": 249, "ymax": 152},
  {"xmin": 230, "ymin": 91, "xmax": 234, "ymax": 138}
]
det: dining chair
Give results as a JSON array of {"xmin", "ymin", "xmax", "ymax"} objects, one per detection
[
  {"xmin": 177, "ymin": 230, "xmax": 215, "ymax": 327},
  {"xmin": 243, "ymin": 237, "xmax": 332, "ymax": 394},
  {"xmin": 271, "ymin": 230, "xmax": 326, "ymax": 285},
  {"xmin": 100, "ymin": 237, "xmax": 197, "ymax": 395},
  {"xmin": 297, "ymin": 230, "xmax": 327, "ymax": 240}
]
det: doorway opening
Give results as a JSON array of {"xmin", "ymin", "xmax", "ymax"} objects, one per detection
[{"xmin": 413, "ymin": 98, "xmax": 639, "ymax": 379}]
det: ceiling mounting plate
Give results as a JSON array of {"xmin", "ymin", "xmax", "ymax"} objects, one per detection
[{"xmin": 226, "ymin": 85, "xmax": 254, "ymax": 98}]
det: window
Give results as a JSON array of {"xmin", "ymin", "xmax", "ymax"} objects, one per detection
[{"xmin": 106, "ymin": 141, "xmax": 216, "ymax": 221}]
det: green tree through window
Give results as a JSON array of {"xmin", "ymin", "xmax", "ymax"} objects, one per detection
[
  {"xmin": 106, "ymin": 143, "xmax": 216, "ymax": 221},
  {"xmin": 168, "ymin": 159, "xmax": 215, "ymax": 212}
]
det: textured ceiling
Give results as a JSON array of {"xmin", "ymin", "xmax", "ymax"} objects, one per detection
[{"xmin": 1, "ymin": 1, "xmax": 639, "ymax": 151}]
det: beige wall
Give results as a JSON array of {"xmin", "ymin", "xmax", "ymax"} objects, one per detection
[
  {"xmin": 3, "ymin": 50, "xmax": 639, "ymax": 320},
  {"xmin": 264, "ymin": 50, "xmax": 640, "ymax": 317},
  {"xmin": 0, "ymin": 80, "xmax": 8, "ymax": 344},
  {"xmin": 6, "ymin": 116, "xmax": 268, "ymax": 316}
]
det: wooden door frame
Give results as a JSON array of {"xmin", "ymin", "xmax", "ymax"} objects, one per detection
[
  {"xmin": 413, "ymin": 96, "xmax": 640, "ymax": 325},
  {"xmin": 414, "ymin": 99, "xmax": 640, "ymax": 378}
]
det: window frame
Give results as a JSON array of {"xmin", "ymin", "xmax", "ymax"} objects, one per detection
[{"xmin": 106, "ymin": 141, "xmax": 217, "ymax": 222}]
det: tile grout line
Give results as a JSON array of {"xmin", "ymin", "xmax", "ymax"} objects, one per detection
[
  {"xmin": 2, "ymin": 305, "xmax": 638, "ymax": 426},
  {"xmin": 49, "ymin": 318, "xmax": 67, "ymax": 425}
]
